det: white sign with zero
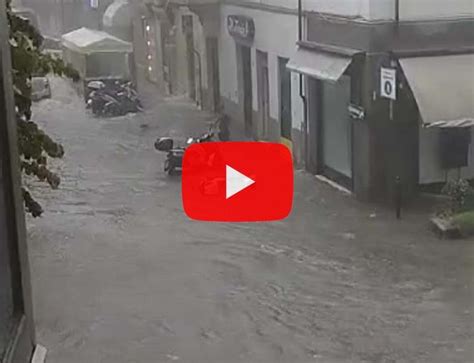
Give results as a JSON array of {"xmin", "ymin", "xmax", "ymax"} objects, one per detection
[{"xmin": 380, "ymin": 67, "xmax": 396, "ymax": 100}]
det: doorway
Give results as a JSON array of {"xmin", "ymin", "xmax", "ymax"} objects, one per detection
[
  {"xmin": 256, "ymin": 50, "xmax": 269, "ymax": 139},
  {"xmin": 183, "ymin": 15, "xmax": 196, "ymax": 100},
  {"xmin": 238, "ymin": 44, "xmax": 253, "ymax": 137},
  {"xmin": 279, "ymin": 57, "xmax": 292, "ymax": 141},
  {"xmin": 206, "ymin": 37, "xmax": 220, "ymax": 112},
  {"xmin": 306, "ymin": 78, "xmax": 320, "ymax": 174},
  {"xmin": 320, "ymin": 75, "xmax": 352, "ymax": 188}
]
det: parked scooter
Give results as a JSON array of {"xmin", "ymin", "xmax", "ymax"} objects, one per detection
[
  {"xmin": 155, "ymin": 117, "xmax": 228, "ymax": 175},
  {"xmin": 86, "ymin": 80, "xmax": 143, "ymax": 117},
  {"xmin": 115, "ymin": 82, "xmax": 144, "ymax": 113},
  {"xmin": 87, "ymin": 91, "xmax": 122, "ymax": 117}
]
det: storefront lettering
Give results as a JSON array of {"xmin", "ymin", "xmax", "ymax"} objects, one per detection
[{"xmin": 227, "ymin": 15, "xmax": 255, "ymax": 41}]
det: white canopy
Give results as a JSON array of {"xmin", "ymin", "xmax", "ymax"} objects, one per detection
[
  {"xmin": 61, "ymin": 27, "xmax": 132, "ymax": 54},
  {"xmin": 399, "ymin": 54, "xmax": 474, "ymax": 127}
]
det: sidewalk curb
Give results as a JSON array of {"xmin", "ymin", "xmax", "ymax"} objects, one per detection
[
  {"xmin": 315, "ymin": 174, "xmax": 352, "ymax": 195},
  {"xmin": 31, "ymin": 345, "xmax": 47, "ymax": 363}
]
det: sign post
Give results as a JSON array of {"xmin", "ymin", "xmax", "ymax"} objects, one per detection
[
  {"xmin": 380, "ymin": 67, "xmax": 396, "ymax": 120},
  {"xmin": 380, "ymin": 67, "xmax": 396, "ymax": 100}
]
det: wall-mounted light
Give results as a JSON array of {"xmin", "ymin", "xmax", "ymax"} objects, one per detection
[
  {"xmin": 146, "ymin": 25, "xmax": 151, "ymax": 32},
  {"xmin": 147, "ymin": 41, "xmax": 151, "ymax": 46},
  {"xmin": 148, "ymin": 66, "xmax": 153, "ymax": 72},
  {"xmin": 147, "ymin": 55, "xmax": 152, "ymax": 60}
]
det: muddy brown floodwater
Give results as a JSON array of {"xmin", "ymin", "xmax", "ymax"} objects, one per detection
[{"xmin": 27, "ymin": 78, "xmax": 474, "ymax": 363}]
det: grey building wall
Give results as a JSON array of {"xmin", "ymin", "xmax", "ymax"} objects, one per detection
[
  {"xmin": 303, "ymin": 14, "xmax": 474, "ymax": 202},
  {"xmin": 22, "ymin": 0, "xmax": 114, "ymax": 38}
]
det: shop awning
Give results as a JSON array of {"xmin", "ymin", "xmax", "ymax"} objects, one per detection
[
  {"xmin": 399, "ymin": 54, "xmax": 474, "ymax": 127},
  {"xmin": 287, "ymin": 47, "xmax": 352, "ymax": 82}
]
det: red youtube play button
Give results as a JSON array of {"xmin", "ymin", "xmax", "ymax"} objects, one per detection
[{"xmin": 182, "ymin": 142, "xmax": 293, "ymax": 222}]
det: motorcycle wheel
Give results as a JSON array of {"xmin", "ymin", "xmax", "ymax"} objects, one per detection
[
  {"xmin": 92, "ymin": 107, "xmax": 101, "ymax": 116},
  {"xmin": 164, "ymin": 159, "xmax": 177, "ymax": 176},
  {"xmin": 106, "ymin": 104, "xmax": 121, "ymax": 117}
]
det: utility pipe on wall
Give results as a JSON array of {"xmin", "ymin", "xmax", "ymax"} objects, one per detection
[
  {"xmin": 395, "ymin": 0, "xmax": 400, "ymax": 34},
  {"xmin": 193, "ymin": 48, "xmax": 203, "ymax": 108},
  {"xmin": 395, "ymin": 0, "xmax": 400, "ymax": 23},
  {"xmin": 297, "ymin": 0, "xmax": 308, "ymax": 165}
]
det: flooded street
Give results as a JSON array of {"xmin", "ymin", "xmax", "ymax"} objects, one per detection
[{"xmin": 27, "ymin": 79, "xmax": 473, "ymax": 363}]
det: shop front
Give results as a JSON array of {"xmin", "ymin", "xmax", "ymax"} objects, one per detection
[
  {"xmin": 227, "ymin": 14, "xmax": 255, "ymax": 138},
  {"xmin": 287, "ymin": 45, "xmax": 360, "ymax": 190},
  {"xmin": 287, "ymin": 13, "xmax": 473, "ymax": 203},
  {"xmin": 219, "ymin": 4, "xmax": 305, "ymax": 159},
  {"xmin": 397, "ymin": 53, "xmax": 474, "ymax": 189}
]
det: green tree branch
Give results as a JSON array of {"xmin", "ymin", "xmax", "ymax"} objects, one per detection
[{"xmin": 6, "ymin": 0, "xmax": 80, "ymax": 217}]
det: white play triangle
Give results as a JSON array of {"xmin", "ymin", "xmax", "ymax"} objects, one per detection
[{"xmin": 226, "ymin": 165, "xmax": 255, "ymax": 199}]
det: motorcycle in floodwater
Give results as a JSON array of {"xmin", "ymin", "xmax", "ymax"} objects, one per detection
[
  {"xmin": 86, "ymin": 81, "xmax": 143, "ymax": 117},
  {"xmin": 154, "ymin": 117, "xmax": 229, "ymax": 175}
]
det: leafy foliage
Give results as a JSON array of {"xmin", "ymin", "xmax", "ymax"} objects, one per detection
[
  {"xmin": 6, "ymin": 0, "xmax": 79, "ymax": 217},
  {"xmin": 452, "ymin": 211, "xmax": 474, "ymax": 237},
  {"xmin": 441, "ymin": 178, "xmax": 474, "ymax": 215}
]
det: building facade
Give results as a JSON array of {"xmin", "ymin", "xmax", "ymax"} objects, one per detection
[
  {"xmin": 218, "ymin": 4, "xmax": 305, "ymax": 160},
  {"xmin": 132, "ymin": 0, "xmax": 474, "ymax": 203},
  {"xmin": 131, "ymin": 0, "xmax": 306, "ymax": 162},
  {"xmin": 21, "ymin": 0, "xmax": 115, "ymax": 39},
  {"xmin": 288, "ymin": 0, "xmax": 474, "ymax": 201}
]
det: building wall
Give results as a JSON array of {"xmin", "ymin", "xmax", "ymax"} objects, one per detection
[
  {"xmin": 232, "ymin": 0, "xmax": 474, "ymax": 21},
  {"xmin": 22, "ymin": 0, "xmax": 114, "ymax": 38},
  {"xmin": 419, "ymin": 127, "xmax": 474, "ymax": 184},
  {"xmin": 219, "ymin": 5, "xmax": 305, "ymax": 142},
  {"xmin": 173, "ymin": 7, "xmax": 207, "ymax": 104},
  {"xmin": 399, "ymin": 0, "xmax": 474, "ymax": 20},
  {"xmin": 358, "ymin": 0, "xmax": 474, "ymax": 21}
]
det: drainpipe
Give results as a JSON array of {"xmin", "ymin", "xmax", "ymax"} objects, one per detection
[
  {"xmin": 193, "ymin": 48, "xmax": 203, "ymax": 108},
  {"xmin": 298, "ymin": 0, "xmax": 308, "ymax": 165},
  {"xmin": 60, "ymin": 0, "xmax": 65, "ymax": 34},
  {"xmin": 395, "ymin": 0, "xmax": 400, "ymax": 24},
  {"xmin": 395, "ymin": 0, "xmax": 400, "ymax": 36}
]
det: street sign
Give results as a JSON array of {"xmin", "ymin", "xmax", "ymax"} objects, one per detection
[{"xmin": 380, "ymin": 67, "xmax": 396, "ymax": 100}]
